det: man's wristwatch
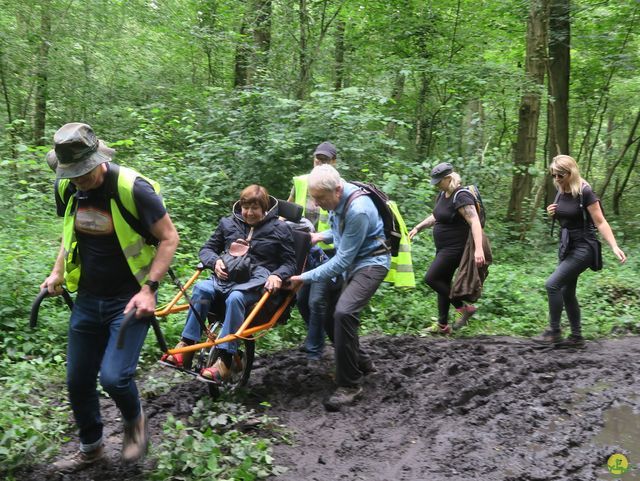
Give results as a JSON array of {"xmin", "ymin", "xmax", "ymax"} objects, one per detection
[{"xmin": 144, "ymin": 280, "xmax": 160, "ymax": 292}]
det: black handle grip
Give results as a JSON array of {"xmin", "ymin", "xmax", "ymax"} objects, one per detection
[
  {"xmin": 150, "ymin": 316, "xmax": 168, "ymax": 353},
  {"xmin": 30, "ymin": 289, "xmax": 49, "ymax": 328},
  {"xmin": 116, "ymin": 309, "xmax": 137, "ymax": 349},
  {"xmin": 30, "ymin": 288, "xmax": 75, "ymax": 328},
  {"xmin": 116, "ymin": 309, "xmax": 168, "ymax": 353}
]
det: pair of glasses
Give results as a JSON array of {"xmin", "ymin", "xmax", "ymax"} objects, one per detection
[{"xmin": 551, "ymin": 172, "xmax": 567, "ymax": 179}]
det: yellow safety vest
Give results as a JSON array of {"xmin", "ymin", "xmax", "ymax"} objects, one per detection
[
  {"xmin": 384, "ymin": 201, "xmax": 415, "ymax": 287},
  {"xmin": 293, "ymin": 174, "xmax": 334, "ymax": 250},
  {"xmin": 58, "ymin": 166, "xmax": 160, "ymax": 292}
]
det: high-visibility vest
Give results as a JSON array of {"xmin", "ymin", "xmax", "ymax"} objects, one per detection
[
  {"xmin": 58, "ymin": 166, "xmax": 160, "ymax": 292},
  {"xmin": 384, "ymin": 201, "xmax": 415, "ymax": 287},
  {"xmin": 293, "ymin": 174, "xmax": 334, "ymax": 250}
]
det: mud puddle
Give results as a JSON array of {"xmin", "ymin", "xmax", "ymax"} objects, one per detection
[{"xmin": 14, "ymin": 335, "xmax": 640, "ymax": 481}]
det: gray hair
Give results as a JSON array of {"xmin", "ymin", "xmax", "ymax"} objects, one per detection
[{"xmin": 308, "ymin": 164, "xmax": 342, "ymax": 192}]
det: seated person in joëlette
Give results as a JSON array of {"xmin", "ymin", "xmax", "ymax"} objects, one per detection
[{"xmin": 160, "ymin": 184, "xmax": 297, "ymax": 383}]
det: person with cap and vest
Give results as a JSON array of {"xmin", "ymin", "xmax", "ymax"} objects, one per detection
[
  {"xmin": 40, "ymin": 123, "xmax": 179, "ymax": 473},
  {"xmin": 409, "ymin": 162, "xmax": 484, "ymax": 334},
  {"xmin": 288, "ymin": 141, "xmax": 339, "ymax": 364},
  {"xmin": 287, "ymin": 164, "xmax": 390, "ymax": 412}
]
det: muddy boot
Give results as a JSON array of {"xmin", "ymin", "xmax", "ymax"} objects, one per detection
[
  {"xmin": 556, "ymin": 334, "xmax": 586, "ymax": 349},
  {"xmin": 426, "ymin": 322, "xmax": 452, "ymax": 336},
  {"xmin": 453, "ymin": 304, "xmax": 477, "ymax": 331},
  {"xmin": 323, "ymin": 386, "xmax": 363, "ymax": 412},
  {"xmin": 122, "ymin": 409, "xmax": 149, "ymax": 463},
  {"xmin": 359, "ymin": 358, "xmax": 377, "ymax": 375},
  {"xmin": 51, "ymin": 445, "xmax": 105, "ymax": 474},
  {"xmin": 531, "ymin": 328, "xmax": 562, "ymax": 346}
]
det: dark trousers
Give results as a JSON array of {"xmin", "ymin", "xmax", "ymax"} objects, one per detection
[
  {"xmin": 424, "ymin": 247, "xmax": 464, "ymax": 324},
  {"xmin": 546, "ymin": 241, "xmax": 592, "ymax": 335},
  {"xmin": 67, "ymin": 292, "xmax": 149, "ymax": 450},
  {"xmin": 331, "ymin": 265, "xmax": 388, "ymax": 388}
]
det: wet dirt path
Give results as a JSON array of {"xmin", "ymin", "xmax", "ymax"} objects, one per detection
[{"xmin": 16, "ymin": 335, "xmax": 640, "ymax": 481}]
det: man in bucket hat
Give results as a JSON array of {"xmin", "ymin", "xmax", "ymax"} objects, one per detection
[{"xmin": 41, "ymin": 123, "xmax": 179, "ymax": 473}]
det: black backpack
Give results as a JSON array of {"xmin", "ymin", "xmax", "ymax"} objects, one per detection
[
  {"xmin": 341, "ymin": 181, "xmax": 401, "ymax": 257},
  {"xmin": 451, "ymin": 184, "xmax": 486, "ymax": 227}
]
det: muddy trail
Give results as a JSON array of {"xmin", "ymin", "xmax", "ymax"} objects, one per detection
[{"xmin": 17, "ymin": 334, "xmax": 640, "ymax": 481}]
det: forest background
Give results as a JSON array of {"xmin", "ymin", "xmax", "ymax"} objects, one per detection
[{"xmin": 0, "ymin": 0, "xmax": 639, "ymax": 479}]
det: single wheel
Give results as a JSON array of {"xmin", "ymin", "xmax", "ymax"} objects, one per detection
[{"xmin": 198, "ymin": 327, "xmax": 255, "ymax": 399}]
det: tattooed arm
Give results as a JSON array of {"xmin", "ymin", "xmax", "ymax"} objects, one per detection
[
  {"xmin": 459, "ymin": 205, "xmax": 485, "ymax": 266},
  {"xmin": 409, "ymin": 214, "xmax": 436, "ymax": 241}
]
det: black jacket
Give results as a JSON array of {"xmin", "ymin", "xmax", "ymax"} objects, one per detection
[{"xmin": 199, "ymin": 196, "xmax": 297, "ymax": 280}]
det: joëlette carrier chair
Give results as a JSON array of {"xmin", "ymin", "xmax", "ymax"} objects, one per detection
[{"xmin": 31, "ymin": 200, "xmax": 311, "ymax": 399}]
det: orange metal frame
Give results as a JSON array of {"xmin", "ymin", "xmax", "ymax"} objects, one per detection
[{"xmin": 154, "ymin": 268, "xmax": 299, "ymax": 357}]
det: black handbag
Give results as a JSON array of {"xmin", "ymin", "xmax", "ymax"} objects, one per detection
[{"xmin": 219, "ymin": 228, "xmax": 253, "ymax": 283}]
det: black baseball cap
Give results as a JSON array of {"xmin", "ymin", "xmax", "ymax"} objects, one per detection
[{"xmin": 430, "ymin": 162, "xmax": 454, "ymax": 185}]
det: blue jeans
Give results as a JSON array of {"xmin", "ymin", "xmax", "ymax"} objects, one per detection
[
  {"xmin": 546, "ymin": 241, "xmax": 593, "ymax": 335},
  {"xmin": 297, "ymin": 280, "xmax": 331, "ymax": 360},
  {"xmin": 67, "ymin": 292, "xmax": 149, "ymax": 451},
  {"xmin": 181, "ymin": 279, "xmax": 261, "ymax": 353}
]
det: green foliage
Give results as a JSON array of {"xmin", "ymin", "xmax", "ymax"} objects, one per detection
[
  {"xmin": 0, "ymin": 358, "xmax": 68, "ymax": 476},
  {"xmin": 151, "ymin": 399, "xmax": 287, "ymax": 480}
]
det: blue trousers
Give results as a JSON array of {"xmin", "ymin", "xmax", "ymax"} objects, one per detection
[
  {"xmin": 546, "ymin": 241, "xmax": 593, "ymax": 335},
  {"xmin": 67, "ymin": 292, "xmax": 149, "ymax": 451},
  {"xmin": 181, "ymin": 279, "xmax": 261, "ymax": 353},
  {"xmin": 296, "ymin": 280, "xmax": 331, "ymax": 360}
]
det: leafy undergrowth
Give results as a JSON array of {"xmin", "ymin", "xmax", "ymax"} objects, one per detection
[{"xmin": 150, "ymin": 398, "xmax": 287, "ymax": 481}]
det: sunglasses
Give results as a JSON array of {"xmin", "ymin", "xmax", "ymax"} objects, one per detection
[{"xmin": 551, "ymin": 172, "xmax": 568, "ymax": 179}]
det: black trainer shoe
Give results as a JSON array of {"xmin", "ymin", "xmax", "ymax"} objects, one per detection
[
  {"xmin": 556, "ymin": 334, "xmax": 586, "ymax": 349},
  {"xmin": 323, "ymin": 386, "xmax": 363, "ymax": 412},
  {"xmin": 531, "ymin": 329, "xmax": 562, "ymax": 346},
  {"xmin": 52, "ymin": 445, "xmax": 105, "ymax": 473},
  {"xmin": 359, "ymin": 359, "xmax": 377, "ymax": 375}
]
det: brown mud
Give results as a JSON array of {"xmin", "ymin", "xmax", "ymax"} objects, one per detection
[{"xmin": 15, "ymin": 334, "xmax": 640, "ymax": 481}]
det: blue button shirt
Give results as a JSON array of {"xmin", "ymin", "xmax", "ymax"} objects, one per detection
[{"xmin": 300, "ymin": 181, "xmax": 390, "ymax": 283}]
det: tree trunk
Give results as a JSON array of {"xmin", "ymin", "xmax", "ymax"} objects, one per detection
[
  {"xmin": 0, "ymin": 46, "xmax": 13, "ymax": 125},
  {"xmin": 599, "ymin": 109, "xmax": 640, "ymax": 198},
  {"xmin": 251, "ymin": 0, "xmax": 272, "ymax": 83},
  {"xmin": 545, "ymin": 0, "xmax": 570, "ymax": 204},
  {"xmin": 612, "ymin": 135, "xmax": 640, "ymax": 215},
  {"xmin": 385, "ymin": 71, "xmax": 405, "ymax": 139},
  {"xmin": 334, "ymin": 19, "xmax": 345, "ymax": 91},
  {"xmin": 415, "ymin": 72, "xmax": 430, "ymax": 158},
  {"xmin": 34, "ymin": 1, "xmax": 51, "ymax": 146},
  {"xmin": 234, "ymin": 19, "xmax": 250, "ymax": 88},
  {"xmin": 297, "ymin": 0, "xmax": 310, "ymax": 99},
  {"xmin": 507, "ymin": 0, "xmax": 548, "ymax": 223}
]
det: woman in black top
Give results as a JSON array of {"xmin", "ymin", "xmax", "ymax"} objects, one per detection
[
  {"xmin": 533, "ymin": 155, "xmax": 626, "ymax": 347},
  {"xmin": 410, "ymin": 162, "xmax": 485, "ymax": 334}
]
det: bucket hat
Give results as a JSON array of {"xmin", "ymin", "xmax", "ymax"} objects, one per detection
[{"xmin": 50, "ymin": 123, "xmax": 115, "ymax": 178}]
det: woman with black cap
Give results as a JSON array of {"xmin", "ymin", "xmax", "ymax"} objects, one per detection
[{"xmin": 409, "ymin": 162, "xmax": 485, "ymax": 334}]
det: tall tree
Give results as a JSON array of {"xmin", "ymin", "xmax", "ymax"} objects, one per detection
[
  {"xmin": 507, "ymin": 0, "xmax": 549, "ymax": 223},
  {"xmin": 33, "ymin": 0, "xmax": 51, "ymax": 145},
  {"xmin": 545, "ymin": 0, "xmax": 570, "ymax": 204}
]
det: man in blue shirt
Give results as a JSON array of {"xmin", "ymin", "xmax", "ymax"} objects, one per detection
[{"xmin": 288, "ymin": 164, "xmax": 390, "ymax": 411}]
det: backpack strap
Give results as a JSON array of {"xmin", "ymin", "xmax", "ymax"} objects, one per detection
[
  {"xmin": 549, "ymin": 189, "xmax": 562, "ymax": 236},
  {"xmin": 105, "ymin": 164, "xmax": 158, "ymax": 246},
  {"xmin": 339, "ymin": 188, "xmax": 390, "ymax": 255},
  {"xmin": 339, "ymin": 189, "xmax": 367, "ymax": 234}
]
